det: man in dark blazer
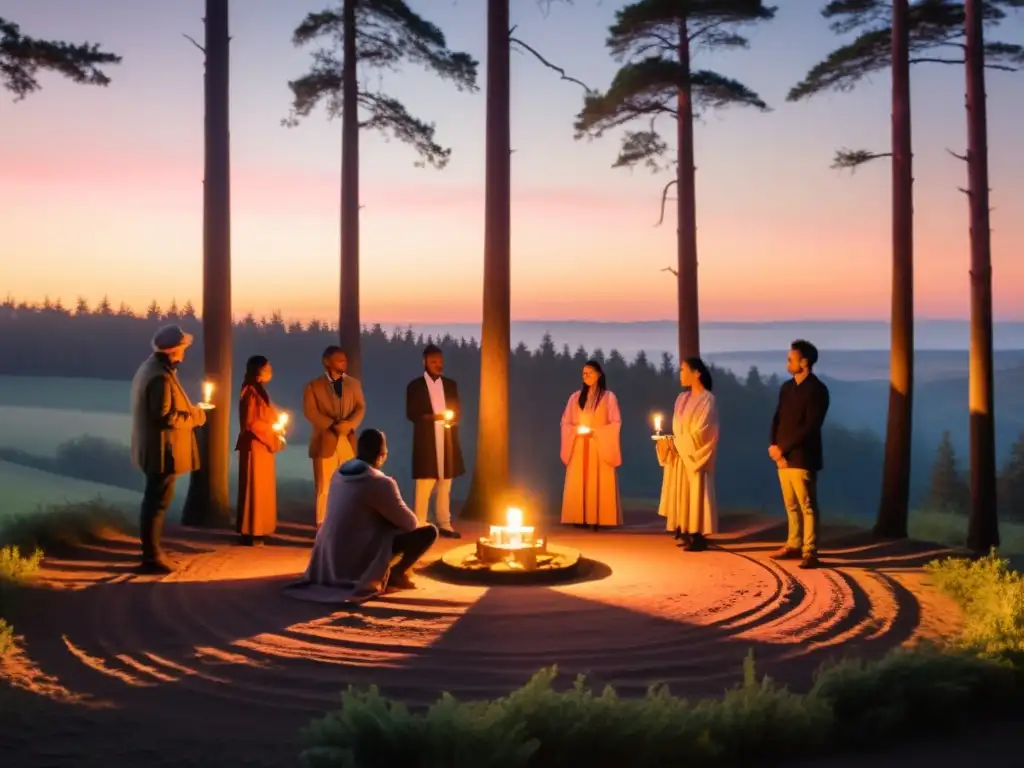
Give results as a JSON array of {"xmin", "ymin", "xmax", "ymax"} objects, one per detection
[
  {"xmin": 769, "ymin": 339, "xmax": 830, "ymax": 570},
  {"xmin": 406, "ymin": 344, "xmax": 464, "ymax": 538},
  {"xmin": 303, "ymin": 346, "xmax": 366, "ymax": 528}
]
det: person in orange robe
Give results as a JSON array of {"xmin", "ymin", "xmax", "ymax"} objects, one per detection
[
  {"xmin": 236, "ymin": 355, "xmax": 284, "ymax": 545},
  {"xmin": 559, "ymin": 360, "xmax": 623, "ymax": 530}
]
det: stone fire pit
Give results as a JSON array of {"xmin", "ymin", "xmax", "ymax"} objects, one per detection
[{"xmin": 434, "ymin": 507, "xmax": 582, "ymax": 584}]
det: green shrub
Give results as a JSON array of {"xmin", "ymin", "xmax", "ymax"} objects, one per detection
[
  {"xmin": 302, "ymin": 654, "xmax": 833, "ymax": 768},
  {"xmin": 300, "ymin": 554, "xmax": 1024, "ymax": 767},
  {"xmin": 0, "ymin": 545, "xmax": 43, "ymax": 657},
  {"xmin": 926, "ymin": 552, "xmax": 1024, "ymax": 654}
]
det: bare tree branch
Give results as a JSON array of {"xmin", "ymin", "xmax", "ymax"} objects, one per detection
[
  {"xmin": 832, "ymin": 147, "xmax": 891, "ymax": 171},
  {"xmin": 661, "ymin": 266, "xmax": 678, "ymax": 276},
  {"xmin": 509, "ymin": 35, "xmax": 591, "ymax": 91},
  {"xmin": 182, "ymin": 32, "xmax": 204, "ymax": 54},
  {"xmin": 911, "ymin": 55, "xmax": 1017, "ymax": 71},
  {"xmin": 655, "ymin": 178, "xmax": 677, "ymax": 226},
  {"xmin": 946, "ymin": 147, "xmax": 968, "ymax": 162}
]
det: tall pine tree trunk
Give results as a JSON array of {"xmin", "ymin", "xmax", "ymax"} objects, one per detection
[
  {"xmin": 183, "ymin": 0, "xmax": 231, "ymax": 528},
  {"xmin": 676, "ymin": 18, "xmax": 699, "ymax": 362},
  {"xmin": 964, "ymin": 0, "xmax": 998, "ymax": 554},
  {"xmin": 463, "ymin": 0, "xmax": 511, "ymax": 521},
  {"xmin": 339, "ymin": 0, "xmax": 361, "ymax": 377},
  {"xmin": 874, "ymin": 0, "xmax": 913, "ymax": 539}
]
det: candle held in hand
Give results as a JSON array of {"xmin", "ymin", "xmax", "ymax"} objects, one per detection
[
  {"xmin": 196, "ymin": 380, "xmax": 215, "ymax": 409},
  {"xmin": 443, "ymin": 409, "xmax": 454, "ymax": 428}
]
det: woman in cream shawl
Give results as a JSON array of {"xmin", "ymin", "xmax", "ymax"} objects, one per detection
[
  {"xmin": 560, "ymin": 360, "xmax": 623, "ymax": 529},
  {"xmin": 656, "ymin": 357, "xmax": 720, "ymax": 551}
]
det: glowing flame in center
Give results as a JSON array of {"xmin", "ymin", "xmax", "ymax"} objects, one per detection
[{"xmin": 506, "ymin": 507, "xmax": 523, "ymax": 529}]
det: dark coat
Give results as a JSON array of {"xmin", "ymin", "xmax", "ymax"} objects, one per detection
[
  {"xmin": 770, "ymin": 373, "xmax": 830, "ymax": 472},
  {"xmin": 406, "ymin": 374, "xmax": 465, "ymax": 480}
]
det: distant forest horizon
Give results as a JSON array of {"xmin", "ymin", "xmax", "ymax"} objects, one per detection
[{"xmin": 6, "ymin": 295, "xmax": 1024, "ymax": 330}]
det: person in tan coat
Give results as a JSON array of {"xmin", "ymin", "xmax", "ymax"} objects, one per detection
[
  {"xmin": 235, "ymin": 355, "xmax": 285, "ymax": 546},
  {"xmin": 129, "ymin": 324, "xmax": 209, "ymax": 574},
  {"xmin": 303, "ymin": 346, "xmax": 366, "ymax": 527}
]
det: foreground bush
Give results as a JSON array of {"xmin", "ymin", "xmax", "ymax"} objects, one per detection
[
  {"xmin": 300, "ymin": 554, "xmax": 1024, "ymax": 767},
  {"xmin": 926, "ymin": 553, "xmax": 1024, "ymax": 654},
  {"xmin": 0, "ymin": 545, "xmax": 43, "ymax": 657}
]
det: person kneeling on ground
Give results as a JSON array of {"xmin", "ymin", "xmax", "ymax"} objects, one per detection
[{"xmin": 284, "ymin": 429, "xmax": 438, "ymax": 603}]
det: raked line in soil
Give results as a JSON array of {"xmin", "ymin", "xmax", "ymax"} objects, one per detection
[{"xmin": 4, "ymin": 518, "xmax": 964, "ymax": 715}]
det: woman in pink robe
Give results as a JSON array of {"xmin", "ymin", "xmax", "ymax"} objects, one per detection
[
  {"xmin": 656, "ymin": 357, "xmax": 719, "ymax": 551},
  {"xmin": 560, "ymin": 360, "xmax": 623, "ymax": 529}
]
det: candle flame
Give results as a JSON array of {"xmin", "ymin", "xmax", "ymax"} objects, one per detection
[
  {"xmin": 273, "ymin": 412, "xmax": 290, "ymax": 432},
  {"xmin": 444, "ymin": 409, "xmax": 454, "ymax": 421},
  {"xmin": 203, "ymin": 381, "xmax": 213, "ymax": 403},
  {"xmin": 577, "ymin": 425, "xmax": 591, "ymax": 435},
  {"xmin": 653, "ymin": 413, "xmax": 663, "ymax": 432},
  {"xmin": 506, "ymin": 507, "xmax": 523, "ymax": 529}
]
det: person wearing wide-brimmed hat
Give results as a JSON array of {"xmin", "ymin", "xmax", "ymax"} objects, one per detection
[{"xmin": 129, "ymin": 324, "xmax": 209, "ymax": 574}]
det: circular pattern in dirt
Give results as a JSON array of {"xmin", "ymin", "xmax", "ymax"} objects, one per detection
[{"xmin": 7, "ymin": 520, "xmax": 961, "ymax": 765}]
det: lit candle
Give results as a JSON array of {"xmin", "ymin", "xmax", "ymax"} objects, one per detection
[
  {"xmin": 443, "ymin": 409, "xmax": 454, "ymax": 428},
  {"xmin": 653, "ymin": 413, "xmax": 663, "ymax": 435},
  {"xmin": 203, "ymin": 380, "xmax": 213, "ymax": 404},
  {"xmin": 273, "ymin": 412, "xmax": 290, "ymax": 432},
  {"xmin": 506, "ymin": 507, "xmax": 523, "ymax": 529},
  {"xmin": 577, "ymin": 425, "xmax": 591, "ymax": 435}
]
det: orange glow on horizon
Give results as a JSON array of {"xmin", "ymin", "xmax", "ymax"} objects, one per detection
[{"xmin": 4, "ymin": 145, "xmax": 1024, "ymax": 323}]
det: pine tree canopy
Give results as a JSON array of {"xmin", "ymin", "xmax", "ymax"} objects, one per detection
[
  {"xmin": 284, "ymin": 1, "xmax": 479, "ymax": 169},
  {"xmin": 788, "ymin": 0, "xmax": 1024, "ymax": 104},
  {"xmin": 574, "ymin": 0, "xmax": 776, "ymax": 171},
  {"xmin": 1, "ymin": 16, "xmax": 121, "ymax": 101},
  {"xmin": 926, "ymin": 430, "xmax": 968, "ymax": 514}
]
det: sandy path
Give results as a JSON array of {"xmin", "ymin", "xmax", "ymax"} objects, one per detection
[{"xmin": 0, "ymin": 512, "xmax": 972, "ymax": 766}]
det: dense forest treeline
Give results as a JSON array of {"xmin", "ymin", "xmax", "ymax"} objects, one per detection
[{"xmin": 0, "ymin": 297, "xmax": 888, "ymax": 516}]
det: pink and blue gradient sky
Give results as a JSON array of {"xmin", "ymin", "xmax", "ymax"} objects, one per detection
[{"xmin": 3, "ymin": 0, "xmax": 1023, "ymax": 323}]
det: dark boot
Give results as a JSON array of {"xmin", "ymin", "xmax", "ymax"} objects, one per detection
[{"xmin": 683, "ymin": 533, "xmax": 708, "ymax": 552}]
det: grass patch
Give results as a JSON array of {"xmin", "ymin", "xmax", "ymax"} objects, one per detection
[
  {"xmin": 926, "ymin": 554, "xmax": 1024, "ymax": 654},
  {"xmin": 0, "ymin": 500, "xmax": 132, "ymax": 657},
  {"xmin": 0, "ymin": 498, "xmax": 133, "ymax": 555},
  {"xmin": 910, "ymin": 511, "xmax": 1024, "ymax": 555},
  {"xmin": 300, "ymin": 553, "xmax": 1024, "ymax": 767},
  {"xmin": 0, "ymin": 546, "xmax": 43, "ymax": 658},
  {"xmin": 825, "ymin": 508, "xmax": 1024, "ymax": 556}
]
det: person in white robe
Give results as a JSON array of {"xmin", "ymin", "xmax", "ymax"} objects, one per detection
[
  {"xmin": 656, "ymin": 357, "xmax": 720, "ymax": 551},
  {"xmin": 560, "ymin": 360, "xmax": 623, "ymax": 529}
]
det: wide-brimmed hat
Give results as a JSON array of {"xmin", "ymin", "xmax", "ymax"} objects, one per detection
[{"xmin": 152, "ymin": 324, "xmax": 194, "ymax": 352}]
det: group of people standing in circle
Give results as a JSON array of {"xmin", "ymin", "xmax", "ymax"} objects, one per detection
[
  {"xmin": 557, "ymin": 339, "xmax": 830, "ymax": 570},
  {"xmin": 130, "ymin": 323, "xmax": 830, "ymax": 582}
]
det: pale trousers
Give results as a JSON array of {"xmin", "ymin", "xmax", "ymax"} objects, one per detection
[
  {"xmin": 312, "ymin": 438, "xmax": 356, "ymax": 526},
  {"xmin": 778, "ymin": 468, "xmax": 820, "ymax": 556},
  {"xmin": 414, "ymin": 478, "xmax": 452, "ymax": 529}
]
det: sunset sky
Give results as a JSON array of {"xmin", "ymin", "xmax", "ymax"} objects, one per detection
[{"xmin": 4, "ymin": 0, "xmax": 1024, "ymax": 323}]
